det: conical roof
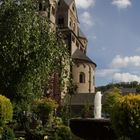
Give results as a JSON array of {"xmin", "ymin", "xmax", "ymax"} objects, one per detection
[{"xmin": 72, "ymin": 49, "xmax": 97, "ymax": 66}]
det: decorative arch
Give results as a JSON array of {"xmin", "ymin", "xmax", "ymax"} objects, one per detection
[{"xmin": 79, "ymin": 72, "xmax": 85, "ymax": 83}]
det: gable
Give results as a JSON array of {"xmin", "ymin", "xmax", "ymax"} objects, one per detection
[{"xmin": 64, "ymin": 0, "xmax": 79, "ymax": 22}]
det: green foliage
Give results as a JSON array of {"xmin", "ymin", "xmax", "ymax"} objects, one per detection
[
  {"xmin": 59, "ymin": 105, "xmax": 71, "ymax": 126},
  {"xmin": 117, "ymin": 136, "xmax": 131, "ymax": 140},
  {"xmin": 0, "ymin": 0, "xmax": 69, "ymax": 110},
  {"xmin": 0, "ymin": 95, "xmax": 13, "ymax": 126},
  {"xmin": 111, "ymin": 94, "xmax": 140, "ymax": 140},
  {"xmin": 103, "ymin": 87, "xmax": 121, "ymax": 115},
  {"xmin": 32, "ymin": 98, "xmax": 58, "ymax": 125},
  {"xmin": 53, "ymin": 125, "xmax": 72, "ymax": 140},
  {"xmin": 15, "ymin": 137, "xmax": 25, "ymax": 140},
  {"xmin": 2, "ymin": 127, "xmax": 15, "ymax": 140},
  {"xmin": 81, "ymin": 103, "xmax": 93, "ymax": 118},
  {"xmin": 53, "ymin": 117, "xmax": 63, "ymax": 127},
  {"xmin": 68, "ymin": 81, "xmax": 78, "ymax": 96},
  {"xmin": 26, "ymin": 128, "xmax": 45, "ymax": 140}
]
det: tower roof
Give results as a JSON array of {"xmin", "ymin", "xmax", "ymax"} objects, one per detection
[{"xmin": 72, "ymin": 49, "xmax": 97, "ymax": 66}]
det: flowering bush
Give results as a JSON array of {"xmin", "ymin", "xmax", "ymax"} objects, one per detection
[
  {"xmin": 0, "ymin": 95, "xmax": 13, "ymax": 126},
  {"xmin": 111, "ymin": 94, "xmax": 140, "ymax": 140}
]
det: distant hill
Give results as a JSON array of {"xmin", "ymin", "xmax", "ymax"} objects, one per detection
[{"xmin": 96, "ymin": 81, "xmax": 140, "ymax": 93}]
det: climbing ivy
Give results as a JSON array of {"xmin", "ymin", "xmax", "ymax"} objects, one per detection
[{"xmin": 0, "ymin": 0, "xmax": 70, "ymax": 110}]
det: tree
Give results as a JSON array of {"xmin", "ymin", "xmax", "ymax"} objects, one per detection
[
  {"xmin": 0, "ymin": 0, "xmax": 69, "ymax": 110},
  {"xmin": 103, "ymin": 87, "xmax": 121, "ymax": 116}
]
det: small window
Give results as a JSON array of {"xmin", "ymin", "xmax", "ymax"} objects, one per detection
[
  {"xmin": 72, "ymin": 35, "xmax": 75, "ymax": 42},
  {"xmin": 72, "ymin": 4, "xmax": 75, "ymax": 11},
  {"xmin": 80, "ymin": 47, "xmax": 83, "ymax": 52},
  {"xmin": 76, "ymin": 41, "xmax": 79, "ymax": 47},
  {"xmin": 52, "ymin": 7, "xmax": 55, "ymax": 15},
  {"xmin": 93, "ymin": 76, "xmax": 95, "ymax": 85},
  {"xmin": 58, "ymin": 16, "xmax": 64, "ymax": 26},
  {"xmin": 73, "ymin": 23, "xmax": 76, "ymax": 32},
  {"xmin": 39, "ymin": 2, "xmax": 43, "ymax": 11},
  {"xmin": 69, "ymin": 21, "xmax": 72, "ymax": 27},
  {"xmin": 79, "ymin": 72, "xmax": 85, "ymax": 83},
  {"xmin": 39, "ymin": 0, "xmax": 47, "ymax": 11}
]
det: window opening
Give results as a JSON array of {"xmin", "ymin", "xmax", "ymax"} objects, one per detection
[{"xmin": 79, "ymin": 72, "xmax": 85, "ymax": 83}]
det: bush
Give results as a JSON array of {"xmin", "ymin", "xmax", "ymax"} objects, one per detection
[
  {"xmin": 32, "ymin": 98, "xmax": 58, "ymax": 125},
  {"xmin": 117, "ymin": 136, "xmax": 131, "ymax": 140},
  {"xmin": 103, "ymin": 87, "xmax": 121, "ymax": 116},
  {"xmin": 2, "ymin": 127, "xmax": 15, "ymax": 140},
  {"xmin": 53, "ymin": 125, "xmax": 72, "ymax": 140},
  {"xmin": 81, "ymin": 103, "xmax": 93, "ymax": 118},
  {"xmin": 15, "ymin": 137, "xmax": 25, "ymax": 140},
  {"xmin": 25, "ymin": 128, "xmax": 45, "ymax": 140},
  {"xmin": 0, "ymin": 95, "xmax": 13, "ymax": 126},
  {"xmin": 111, "ymin": 94, "xmax": 140, "ymax": 140}
]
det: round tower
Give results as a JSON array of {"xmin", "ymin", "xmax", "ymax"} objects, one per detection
[{"xmin": 72, "ymin": 49, "xmax": 96, "ymax": 93}]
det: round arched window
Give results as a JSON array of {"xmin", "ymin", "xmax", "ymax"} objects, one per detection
[{"xmin": 79, "ymin": 72, "xmax": 85, "ymax": 83}]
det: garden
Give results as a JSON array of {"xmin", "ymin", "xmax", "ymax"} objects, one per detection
[
  {"xmin": 0, "ymin": 0, "xmax": 140, "ymax": 140},
  {"xmin": 0, "ymin": 0, "xmax": 72, "ymax": 139}
]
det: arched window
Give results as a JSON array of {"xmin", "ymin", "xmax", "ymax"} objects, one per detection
[
  {"xmin": 73, "ymin": 23, "xmax": 76, "ymax": 32},
  {"xmin": 79, "ymin": 72, "xmax": 85, "ymax": 83},
  {"xmin": 72, "ymin": 4, "xmax": 75, "ymax": 11},
  {"xmin": 39, "ymin": 2, "xmax": 43, "ymax": 11},
  {"xmin": 93, "ymin": 75, "xmax": 95, "ymax": 85},
  {"xmin": 39, "ymin": 0, "xmax": 47, "ymax": 11},
  {"xmin": 58, "ymin": 16, "xmax": 64, "ymax": 27},
  {"xmin": 51, "ymin": 6, "xmax": 55, "ymax": 15}
]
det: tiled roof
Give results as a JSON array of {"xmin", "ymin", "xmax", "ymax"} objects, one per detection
[
  {"xmin": 121, "ymin": 88, "xmax": 136, "ymax": 95},
  {"xmin": 72, "ymin": 49, "xmax": 97, "ymax": 66}
]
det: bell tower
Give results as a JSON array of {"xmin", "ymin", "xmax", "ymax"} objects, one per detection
[{"xmin": 37, "ymin": 0, "xmax": 59, "ymax": 30}]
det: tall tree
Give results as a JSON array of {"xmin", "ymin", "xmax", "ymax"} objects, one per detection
[{"xmin": 0, "ymin": 0, "xmax": 69, "ymax": 110}]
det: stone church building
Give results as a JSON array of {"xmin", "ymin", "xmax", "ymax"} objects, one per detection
[{"xmin": 38, "ymin": 0, "xmax": 96, "ymax": 113}]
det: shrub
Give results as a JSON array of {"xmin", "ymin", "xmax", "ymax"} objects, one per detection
[
  {"xmin": 32, "ymin": 98, "xmax": 58, "ymax": 125},
  {"xmin": 103, "ymin": 87, "xmax": 121, "ymax": 116},
  {"xmin": 15, "ymin": 137, "xmax": 25, "ymax": 140},
  {"xmin": 53, "ymin": 125, "xmax": 72, "ymax": 140},
  {"xmin": 81, "ymin": 103, "xmax": 93, "ymax": 118},
  {"xmin": 2, "ymin": 127, "xmax": 15, "ymax": 140},
  {"xmin": 117, "ymin": 136, "xmax": 131, "ymax": 140},
  {"xmin": 111, "ymin": 94, "xmax": 140, "ymax": 140},
  {"xmin": 0, "ymin": 95, "xmax": 13, "ymax": 126},
  {"xmin": 25, "ymin": 128, "xmax": 45, "ymax": 140}
]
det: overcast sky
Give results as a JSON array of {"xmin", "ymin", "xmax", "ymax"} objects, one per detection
[{"xmin": 75, "ymin": 0, "xmax": 140, "ymax": 86}]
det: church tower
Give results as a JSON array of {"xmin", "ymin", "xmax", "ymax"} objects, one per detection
[
  {"xmin": 36, "ymin": 0, "xmax": 97, "ymax": 108},
  {"xmin": 56, "ymin": 0, "xmax": 96, "ymax": 94}
]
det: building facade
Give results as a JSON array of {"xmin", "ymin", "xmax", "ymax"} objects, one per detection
[{"xmin": 38, "ymin": 0, "xmax": 96, "ymax": 104}]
